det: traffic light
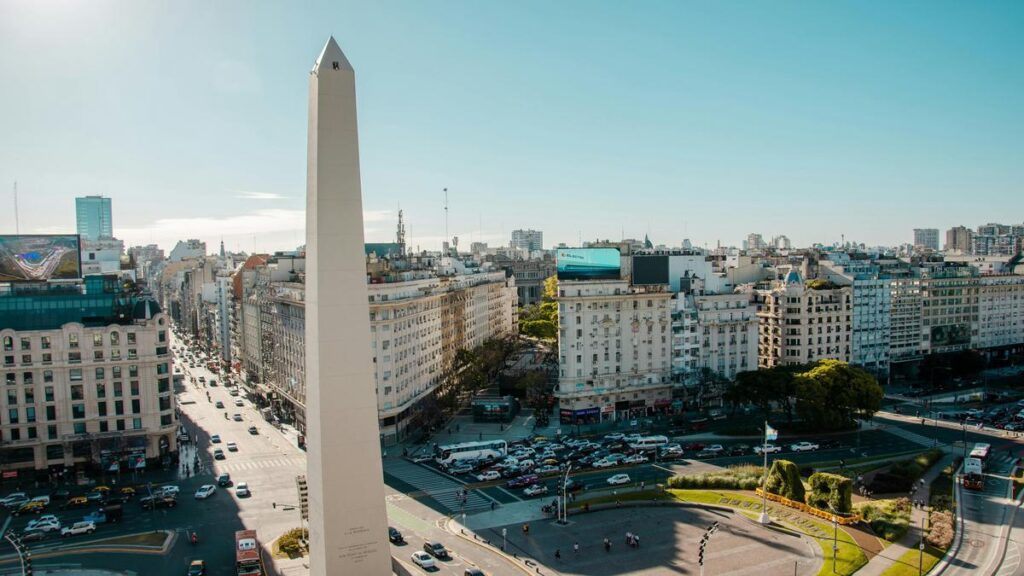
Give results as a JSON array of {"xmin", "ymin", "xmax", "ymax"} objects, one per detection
[{"xmin": 296, "ymin": 475, "xmax": 309, "ymax": 521}]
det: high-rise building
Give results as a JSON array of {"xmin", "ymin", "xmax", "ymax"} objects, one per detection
[
  {"xmin": 944, "ymin": 226, "xmax": 973, "ymax": 253},
  {"xmin": 511, "ymin": 229, "xmax": 543, "ymax": 252},
  {"xmin": 744, "ymin": 233, "xmax": 766, "ymax": 251},
  {"xmin": 304, "ymin": 37, "xmax": 390, "ymax": 574},
  {"xmin": 75, "ymin": 196, "xmax": 113, "ymax": 241},
  {"xmin": 912, "ymin": 228, "xmax": 939, "ymax": 251}
]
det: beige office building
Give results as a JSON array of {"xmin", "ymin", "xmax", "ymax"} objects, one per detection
[{"xmin": 754, "ymin": 276, "xmax": 852, "ymax": 368}]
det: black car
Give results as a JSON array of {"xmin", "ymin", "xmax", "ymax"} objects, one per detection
[
  {"xmin": 140, "ymin": 495, "xmax": 177, "ymax": 510},
  {"xmin": 217, "ymin": 473, "xmax": 232, "ymax": 487},
  {"xmin": 388, "ymin": 527, "xmax": 404, "ymax": 544},
  {"xmin": 423, "ymin": 541, "xmax": 450, "ymax": 560},
  {"xmin": 819, "ymin": 439, "xmax": 842, "ymax": 450},
  {"xmin": 728, "ymin": 445, "xmax": 750, "ymax": 456},
  {"xmin": 563, "ymin": 479, "xmax": 586, "ymax": 493},
  {"xmin": 465, "ymin": 569, "xmax": 486, "ymax": 576}
]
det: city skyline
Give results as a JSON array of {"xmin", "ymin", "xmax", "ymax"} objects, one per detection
[{"xmin": 2, "ymin": 1, "xmax": 1023, "ymax": 253}]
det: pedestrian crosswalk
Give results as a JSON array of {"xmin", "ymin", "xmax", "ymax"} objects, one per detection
[
  {"xmin": 384, "ymin": 458, "xmax": 494, "ymax": 514},
  {"xmin": 880, "ymin": 425, "xmax": 939, "ymax": 447},
  {"xmin": 214, "ymin": 456, "xmax": 305, "ymax": 474}
]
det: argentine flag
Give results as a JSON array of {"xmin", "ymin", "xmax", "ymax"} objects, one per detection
[{"xmin": 765, "ymin": 423, "xmax": 778, "ymax": 441}]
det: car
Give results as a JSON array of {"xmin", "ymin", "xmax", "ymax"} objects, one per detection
[
  {"xmin": 14, "ymin": 501, "xmax": 46, "ymax": 516},
  {"xmin": 227, "ymin": 442, "xmax": 238, "ymax": 452},
  {"xmin": 592, "ymin": 458, "xmax": 617, "ymax": 469},
  {"xmin": 447, "ymin": 463, "xmax": 473, "ymax": 475},
  {"xmin": 607, "ymin": 473, "xmax": 631, "ymax": 486},
  {"xmin": 411, "ymin": 551, "xmax": 436, "ymax": 569},
  {"xmin": 465, "ymin": 569, "xmax": 486, "ymax": 576},
  {"xmin": 232, "ymin": 414, "xmax": 243, "ymax": 422},
  {"xmin": 30, "ymin": 495, "xmax": 51, "ymax": 506},
  {"xmin": 423, "ymin": 541, "xmax": 450, "ymax": 560},
  {"xmin": 64, "ymin": 496, "xmax": 90, "ymax": 509},
  {"xmin": 213, "ymin": 449, "xmax": 226, "ymax": 460},
  {"xmin": 61, "ymin": 521, "xmax": 96, "ymax": 537},
  {"xmin": 247, "ymin": 426, "xmax": 259, "ymax": 435},
  {"xmin": 211, "ymin": 435, "xmax": 222, "ymax": 443},
  {"xmin": 563, "ymin": 479, "xmax": 586, "ymax": 493},
  {"xmin": 194, "ymin": 485, "xmax": 217, "ymax": 499},
  {"xmin": 623, "ymin": 454, "xmax": 649, "ymax": 465},
  {"xmin": 728, "ymin": 445, "xmax": 750, "ymax": 456},
  {"xmin": 235, "ymin": 482, "xmax": 251, "ymax": 497},
  {"xmin": 704, "ymin": 444, "xmax": 724, "ymax": 454},
  {"xmin": 754, "ymin": 444, "xmax": 782, "ymax": 454},
  {"xmin": 790, "ymin": 441, "xmax": 820, "ymax": 452},
  {"xmin": 234, "ymin": 399, "xmax": 244, "ymax": 407},
  {"xmin": 215, "ymin": 401, "xmax": 225, "ymax": 409},
  {"xmin": 475, "ymin": 470, "xmax": 501, "ymax": 482},
  {"xmin": 217, "ymin": 473, "xmax": 232, "ymax": 487},
  {"xmin": 524, "ymin": 484, "xmax": 549, "ymax": 497},
  {"xmin": 209, "ymin": 379, "xmax": 217, "ymax": 386},
  {"xmin": 507, "ymin": 474, "xmax": 540, "ymax": 489},
  {"xmin": 26, "ymin": 516, "xmax": 61, "ymax": 533},
  {"xmin": 188, "ymin": 559, "xmax": 207, "ymax": 576},
  {"xmin": 20, "ymin": 530, "xmax": 47, "ymax": 543},
  {"xmin": 229, "ymin": 389, "xmax": 240, "ymax": 397},
  {"xmin": 536, "ymin": 465, "xmax": 560, "ymax": 475},
  {"xmin": 1, "ymin": 492, "xmax": 28, "ymax": 508},
  {"xmin": 158, "ymin": 485, "xmax": 180, "ymax": 496},
  {"xmin": 140, "ymin": 495, "xmax": 177, "ymax": 510},
  {"xmin": 684, "ymin": 442, "xmax": 706, "ymax": 452},
  {"xmin": 50, "ymin": 488, "xmax": 71, "ymax": 501},
  {"xmin": 388, "ymin": 526, "xmax": 405, "ymax": 544},
  {"xmin": 411, "ymin": 454, "xmax": 433, "ymax": 464},
  {"xmin": 604, "ymin": 433, "xmax": 625, "ymax": 441}
]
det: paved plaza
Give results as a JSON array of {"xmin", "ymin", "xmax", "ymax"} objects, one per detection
[{"xmin": 483, "ymin": 505, "xmax": 823, "ymax": 576}]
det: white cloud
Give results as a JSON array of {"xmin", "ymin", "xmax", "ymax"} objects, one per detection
[{"xmin": 235, "ymin": 191, "xmax": 289, "ymax": 200}]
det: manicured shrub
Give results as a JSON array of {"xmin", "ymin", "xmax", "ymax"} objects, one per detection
[
  {"xmin": 856, "ymin": 498, "xmax": 911, "ymax": 541},
  {"xmin": 926, "ymin": 510, "xmax": 954, "ymax": 550},
  {"xmin": 807, "ymin": 472, "xmax": 852, "ymax": 514},
  {"xmin": 765, "ymin": 460, "xmax": 805, "ymax": 502},
  {"xmin": 278, "ymin": 527, "xmax": 308, "ymax": 556},
  {"xmin": 668, "ymin": 464, "xmax": 763, "ymax": 490}
]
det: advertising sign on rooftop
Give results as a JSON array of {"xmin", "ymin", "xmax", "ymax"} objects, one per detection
[
  {"xmin": 556, "ymin": 248, "xmax": 621, "ymax": 280},
  {"xmin": 0, "ymin": 235, "xmax": 82, "ymax": 282}
]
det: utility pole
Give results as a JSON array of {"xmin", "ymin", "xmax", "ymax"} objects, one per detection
[
  {"xmin": 13, "ymin": 181, "xmax": 19, "ymax": 235},
  {"xmin": 918, "ymin": 515, "xmax": 926, "ymax": 576}
]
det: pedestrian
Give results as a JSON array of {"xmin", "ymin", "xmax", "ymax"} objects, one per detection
[
  {"xmin": 491, "ymin": 501, "xmax": 496, "ymax": 511},
  {"xmin": 574, "ymin": 542, "xmax": 580, "ymax": 555},
  {"xmin": 634, "ymin": 534, "xmax": 640, "ymax": 548},
  {"xmin": 640, "ymin": 481, "xmax": 645, "ymax": 490},
  {"xmin": 604, "ymin": 538, "xmax": 611, "ymax": 552},
  {"xmin": 555, "ymin": 549, "xmax": 561, "ymax": 561},
  {"xmin": 626, "ymin": 532, "xmax": 632, "ymax": 546}
]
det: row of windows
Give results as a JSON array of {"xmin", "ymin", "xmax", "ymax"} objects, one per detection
[
  {"xmin": 1, "ymin": 415, "xmax": 171, "ymax": 444},
  {"xmin": 1, "ymin": 330, "xmax": 164, "ymax": 352}
]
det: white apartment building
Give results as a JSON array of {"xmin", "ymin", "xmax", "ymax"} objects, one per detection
[
  {"xmin": 370, "ymin": 272, "xmax": 517, "ymax": 442},
  {"xmin": 1, "ymin": 281, "xmax": 177, "ymax": 476},
  {"xmin": 821, "ymin": 258, "xmax": 892, "ymax": 377},
  {"xmin": 753, "ymin": 273, "xmax": 853, "ymax": 368},
  {"xmin": 556, "ymin": 280, "xmax": 673, "ymax": 423},
  {"xmin": 975, "ymin": 275, "xmax": 1024, "ymax": 353},
  {"xmin": 889, "ymin": 274, "xmax": 923, "ymax": 364},
  {"xmin": 693, "ymin": 292, "xmax": 757, "ymax": 379}
]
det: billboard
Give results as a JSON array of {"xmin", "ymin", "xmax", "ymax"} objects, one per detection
[
  {"xmin": 0, "ymin": 235, "xmax": 82, "ymax": 282},
  {"xmin": 633, "ymin": 254, "xmax": 669, "ymax": 285},
  {"xmin": 556, "ymin": 248, "xmax": 621, "ymax": 280},
  {"xmin": 930, "ymin": 324, "xmax": 971, "ymax": 347}
]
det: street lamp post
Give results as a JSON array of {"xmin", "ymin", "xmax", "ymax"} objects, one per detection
[
  {"xmin": 560, "ymin": 464, "xmax": 573, "ymax": 524},
  {"xmin": 832, "ymin": 514, "xmax": 839, "ymax": 574},
  {"xmin": 918, "ymin": 516, "xmax": 926, "ymax": 576}
]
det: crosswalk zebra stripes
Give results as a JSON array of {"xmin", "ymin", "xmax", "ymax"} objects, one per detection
[
  {"xmin": 384, "ymin": 458, "xmax": 494, "ymax": 514},
  {"xmin": 213, "ymin": 456, "xmax": 305, "ymax": 474},
  {"xmin": 880, "ymin": 425, "xmax": 940, "ymax": 447}
]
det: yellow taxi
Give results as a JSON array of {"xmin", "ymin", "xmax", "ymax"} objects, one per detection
[
  {"xmin": 14, "ymin": 501, "xmax": 45, "ymax": 516},
  {"xmin": 64, "ymin": 496, "xmax": 90, "ymax": 509}
]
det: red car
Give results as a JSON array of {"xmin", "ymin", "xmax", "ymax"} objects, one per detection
[
  {"xmin": 684, "ymin": 442, "xmax": 705, "ymax": 451},
  {"xmin": 507, "ymin": 474, "xmax": 540, "ymax": 489}
]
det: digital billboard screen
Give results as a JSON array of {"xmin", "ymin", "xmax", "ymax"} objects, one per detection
[
  {"xmin": 633, "ymin": 254, "xmax": 669, "ymax": 285},
  {"xmin": 930, "ymin": 324, "xmax": 971, "ymax": 347},
  {"xmin": 556, "ymin": 248, "xmax": 621, "ymax": 280},
  {"xmin": 0, "ymin": 235, "xmax": 82, "ymax": 282}
]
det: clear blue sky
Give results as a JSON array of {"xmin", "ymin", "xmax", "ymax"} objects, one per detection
[{"xmin": 1, "ymin": 1, "xmax": 1021, "ymax": 254}]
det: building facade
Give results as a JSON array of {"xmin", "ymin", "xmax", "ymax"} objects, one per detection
[
  {"xmin": 511, "ymin": 229, "xmax": 544, "ymax": 253},
  {"xmin": 913, "ymin": 229, "xmax": 940, "ymax": 252},
  {"xmin": 0, "ymin": 276, "xmax": 177, "ymax": 478},
  {"xmin": 944, "ymin": 226, "xmax": 973, "ymax": 253},
  {"xmin": 556, "ymin": 280, "xmax": 673, "ymax": 423},
  {"xmin": 754, "ymin": 276, "xmax": 853, "ymax": 368}
]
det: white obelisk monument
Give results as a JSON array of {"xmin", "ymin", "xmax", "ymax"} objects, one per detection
[{"xmin": 305, "ymin": 37, "xmax": 391, "ymax": 575}]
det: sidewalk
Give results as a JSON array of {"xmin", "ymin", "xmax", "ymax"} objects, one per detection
[{"xmin": 855, "ymin": 452, "xmax": 957, "ymax": 576}]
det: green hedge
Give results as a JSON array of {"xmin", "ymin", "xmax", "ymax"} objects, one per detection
[
  {"xmin": 857, "ymin": 498, "xmax": 911, "ymax": 541},
  {"xmin": 807, "ymin": 472, "xmax": 853, "ymax": 514},
  {"xmin": 278, "ymin": 527, "xmax": 308, "ymax": 556},
  {"xmin": 765, "ymin": 460, "xmax": 805, "ymax": 502},
  {"xmin": 667, "ymin": 464, "xmax": 763, "ymax": 490}
]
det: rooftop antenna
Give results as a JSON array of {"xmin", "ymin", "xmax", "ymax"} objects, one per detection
[
  {"xmin": 443, "ymin": 188, "xmax": 449, "ymax": 251},
  {"xmin": 13, "ymin": 181, "xmax": 19, "ymax": 235},
  {"xmin": 396, "ymin": 209, "xmax": 406, "ymax": 257}
]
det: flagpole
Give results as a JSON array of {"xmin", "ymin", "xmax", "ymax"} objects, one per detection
[{"xmin": 759, "ymin": 421, "xmax": 771, "ymax": 525}]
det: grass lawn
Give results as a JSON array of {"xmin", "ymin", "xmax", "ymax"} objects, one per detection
[
  {"xmin": 93, "ymin": 531, "xmax": 169, "ymax": 547},
  {"xmin": 878, "ymin": 544, "xmax": 944, "ymax": 576}
]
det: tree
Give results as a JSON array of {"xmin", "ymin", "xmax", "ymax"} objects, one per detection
[
  {"xmin": 794, "ymin": 360, "xmax": 883, "ymax": 431},
  {"xmin": 518, "ymin": 277, "xmax": 559, "ymax": 341}
]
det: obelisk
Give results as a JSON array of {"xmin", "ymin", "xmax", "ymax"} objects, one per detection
[{"xmin": 305, "ymin": 37, "xmax": 391, "ymax": 575}]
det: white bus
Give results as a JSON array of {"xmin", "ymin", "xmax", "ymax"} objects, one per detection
[
  {"xmin": 628, "ymin": 435, "xmax": 670, "ymax": 451},
  {"xmin": 966, "ymin": 443, "xmax": 991, "ymax": 473},
  {"xmin": 434, "ymin": 440, "xmax": 508, "ymax": 466}
]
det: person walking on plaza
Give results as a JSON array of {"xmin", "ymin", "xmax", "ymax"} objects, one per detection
[
  {"xmin": 574, "ymin": 542, "xmax": 580, "ymax": 555},
  {"xmin": 555, "ymin": 549, "xmax": 561, "ymax": 561},
  {"xmin": 603, "ymin": 537, "xmax": 611, "ymax": 552}
]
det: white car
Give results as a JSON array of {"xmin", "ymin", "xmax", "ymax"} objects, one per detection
[
  {"xmin": 704, "ymin": 444, "xmax": 724, "ymax": 454},
  {"xmin": 592, "ymin": 459, "xmax": 616, "ymax": 469},
  {"xmin": 159, "ymin": 485, "xmax": 180, "ymax": 496},
  {"xmin": 0, "ymin": 492, "xmax": 27, "ymax": 507},
  {"xmin": 754, "ymin": 444, "xmax": 782, "ymax": 454},
  {"xmin": 194, "ymin": 485, "xmax": 217, "ymax": 499},
  {"xmin": 26, "ymin": 516, "xmax": 61, "ymax": 533},
  {"xmin": 624, "ymin": 454, "xmax": 649, "ymax": 465},
  {"xmin": 604, "ymin": 433, "xmax": 625, "ymax": 441},
  {"xmin": 790, "ymin": 441, "xmax": 820, "ymax": 452},
  {"xmin": 61, "ymin": 521, "xmax": 96, "ymax": 537},
  {"xmin": 411, "ymin": 551, "xmax": 436, "ymax": 569},
  {"xmin": 524, "ymin": 484, "xmax": 549, "ymax": 497},
  {"xmin": 235, "ymin": 482, "xmax": 251, "ymax": 498},
  {"xmin": 211, "ymin": 435, "xmax": 221, "ymax": 443},
  {"xmin": 475, "ymin": 470, "xmax": 501, "ymax": 482},
  {"xmin": 234, "ymin": 399, "xmax": 244, "ymax": 407},
  {"xmin": 607, "ymin": 473, "xmax": 631, "ymax": 486},
  {"xmin": 227, "ymin": 442, "xmax": 238, "ymax": 452}
]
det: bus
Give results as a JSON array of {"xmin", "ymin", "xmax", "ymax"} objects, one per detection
[
  {"xmin": 236, "ymin": 529, "xmax": 264, "ymax": 576},
  {"xmin": 434, "ymin": 440, "xmax": 508, "ymax": 466},
  {"xmin": 628, "ymin": 435, "xmax": 670, "ymax": 451},
  {"xmin": 965, "ymin": 442, "xmax": 991, "ymax": 475}
]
